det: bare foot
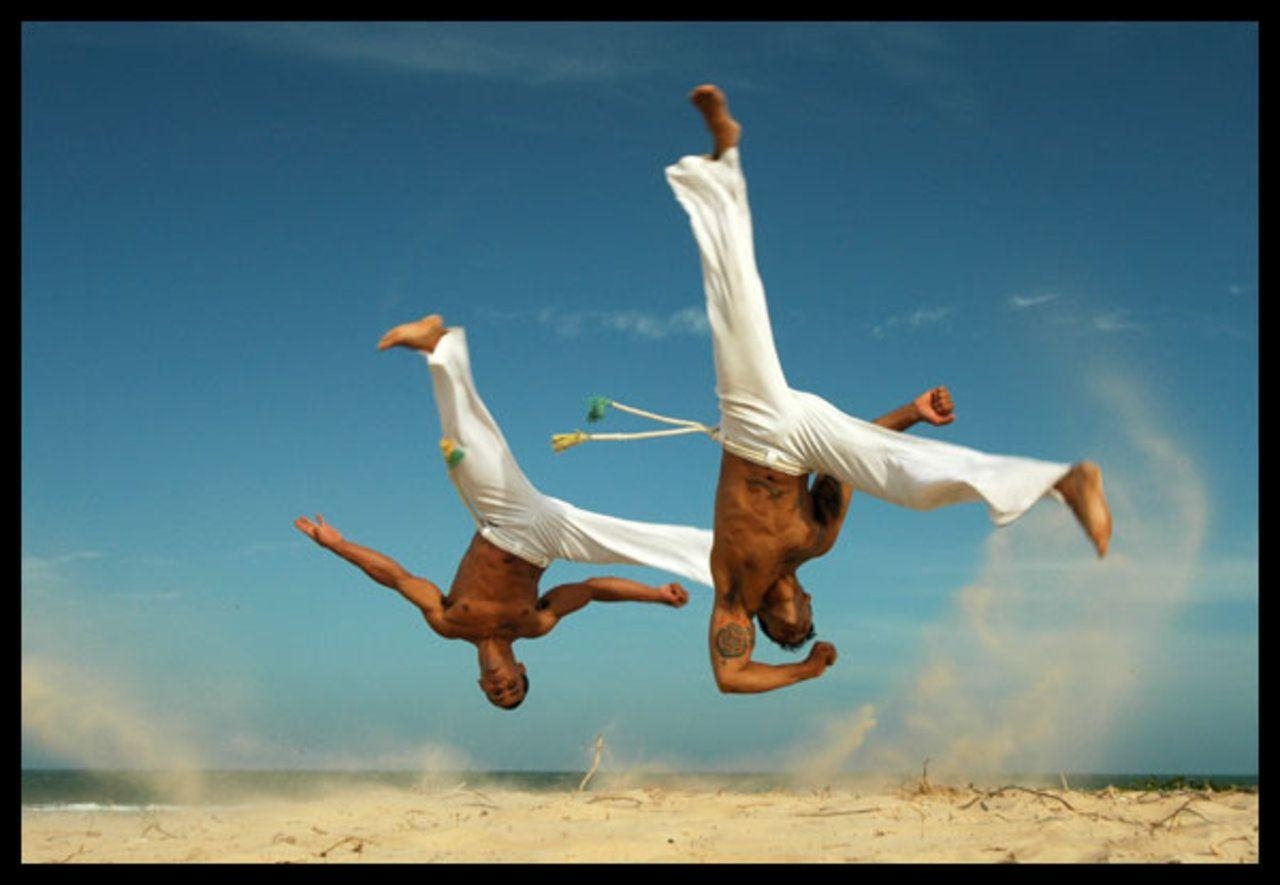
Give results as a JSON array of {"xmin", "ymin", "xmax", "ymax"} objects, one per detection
[
  {"xmin": 377, "ymin": 314, "xmax": 446, "ymax": 353},
  {"xmin": 689, "ymin": 84, "xmax": 741, "ymax": 159},
  {"xmin": 1055, "ymin": 461, "xmax": 1112, "ymax": 558}
]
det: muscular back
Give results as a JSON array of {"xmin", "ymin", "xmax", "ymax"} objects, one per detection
[{"xmin": 711, "ymin": 452, "xmax": 848, "ymax": 614}]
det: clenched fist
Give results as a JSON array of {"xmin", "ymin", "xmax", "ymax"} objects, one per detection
[
  {"xmin": 657, "ymin": 583, "xmax": 690, "ymax": 608},
  {"xmin": 806, "ymin": 641, "xmax": 838, "ymax": 676},
  {"xmin": 914, "ymin": 386, "xmax": 955, "ymax": 426}
]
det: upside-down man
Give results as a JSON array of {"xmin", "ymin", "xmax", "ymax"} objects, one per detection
[
  {"xmin": 296, "ymin": 316, "xmax": 713, "ymax": 709},
  {"xmin": 666, "ymin": 85, "xmax": 1112, "ymax": 695}
]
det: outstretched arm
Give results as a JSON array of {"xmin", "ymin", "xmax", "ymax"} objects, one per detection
[
  {"xmin": 530, "ymin": 577, "xmax": 689, "ymax": 635},
  {"xmin": 708, "ymin": 598, "xmax": 836, "ymax": 694},
  {"xmin": 293, "ymin": 515, "xmax": 444, "ymax": 620}
]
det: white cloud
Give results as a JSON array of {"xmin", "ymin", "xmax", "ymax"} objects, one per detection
[
  {"xmin": 1091, "ymin": 310, "xmax": 1144, "ymax": 333},
  {"xmin": 525, "ymin": 305, "xmax": 709, "ymax": 340},
  {"xmin": 840, "ymin": 23, "xmax": 981, "ymax": 124},
  {"xmin": 21, "ymin": 551, "xmax": 102, "ymax": 592},
  {"xmin": 205, "ymin": 22, "xmax": 629, "ymax": 84},
  {"xmin": 1008, "ymin": 293, "xmax": 1061, "ymax": 310},
  {"xmin": 871, "ymin": 305, "xmax": 955, "ymax": 338}
]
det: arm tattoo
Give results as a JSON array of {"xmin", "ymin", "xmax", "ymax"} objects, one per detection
[{"xmin": 715, "ymin": 624, "xmax": 750, "ymax": 659}]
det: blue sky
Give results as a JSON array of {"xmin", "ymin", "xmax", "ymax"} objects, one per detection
[{"xmin": 22, "ymin": 22, "xmax": 1256, "ymax": 777}]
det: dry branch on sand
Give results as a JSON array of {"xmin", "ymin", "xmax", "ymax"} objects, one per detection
[
  {"xmin": 140, "ymin": 822, "xmax": 178, "ymax": 839},
  {"xmin": 579, "ymin": 734, "xmax": 605, "ymax": 792},
  {"xmin": 958, "ymin": 786, "xmax": 1077, "ymax": 812},
  {"xmin": 317, "ymin": 835, "xmax": 366, "ymax": 858},
  {"xmin": 52, "ymin": 844, "xmax": 87, "ymax": 864},
  {"xmin": 586, "ymin": 794, "xmax": 644, "ymax": 806},
  {"xmin": 795, "ymin": 807, "xmax": 883, "ymax": 818},
  {"xmin": 1150, "ymin": 798, "xmax": 1210, "ymax": 831}
]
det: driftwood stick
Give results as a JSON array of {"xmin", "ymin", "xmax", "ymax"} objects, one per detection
[
  {"xmin": 140, "ymin": 822, "xmax": 178, "ymax": 839},
  {"xmin": 795, "ymin": 807, "xmax": 882, "ymax": 818},
  {"xmin": 954, "ymin": 785, "xmax": 1076, "ymax": 812},
  {"xmin": 586, "ymin": 794, "xmax": 643, "ymax": 806},
  {"xmin": 53, "ymin": 844, "xmax": 86, "ymax": 864},
  {"xmin": 1151, "ymin": 798, "xmax": 1210, "ymax": 830},
  {"xmin": 1211, "ymin": 834, "xmax": 1254, "ymax": 853},
  {"xmin": 317, "ymin": 835, "xmax": 364, "ymax": 858},
  {"xmin": 579, "ymin": 733, "xmax": 605, "ymax": 792}
]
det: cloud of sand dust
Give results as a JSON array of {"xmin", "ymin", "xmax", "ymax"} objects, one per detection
[
  {"xmin": 21, "ymin": 656, "xmax": 208, "ymax": 803},
  {"xmin": 788, "ymin": 704, "xmax": 878, "ymax": 786},
  {"xmin": 792, "ymin": 372, "xmax": 1211, "ymax": 783}
]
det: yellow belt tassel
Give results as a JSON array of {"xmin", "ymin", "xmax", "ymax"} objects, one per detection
[
  {"xmin": 440, "ymin": 437, "xmax": 466, "ymax": 468},
  {"xmin": 551, "ymin": 430, "xmax": 590, "ymax": 453}
]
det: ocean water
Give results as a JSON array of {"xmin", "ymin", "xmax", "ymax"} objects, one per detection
[{"xmin": 21, "ymin": 769, "xmax": 1258, "ymax": 812}]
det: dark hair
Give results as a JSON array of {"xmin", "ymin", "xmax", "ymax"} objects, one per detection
[
  {"xmin": 756, "ymin": 616, "xmax": 816, "ymax": 652},
  {"xmin": 810, "ymin": 474, "xmax": 843, "ymax": 525},
  {"xmin": 498, "ymin": 673, "xmax": 531, "ymax": 711}
]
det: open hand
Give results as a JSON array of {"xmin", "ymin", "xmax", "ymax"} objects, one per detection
[
  {"xmin": 657, "ymin": 583, "xmax": 690, "ymax": 608},
  {"xmin": 806, "ymin": 641, "xmax": 838, "ymax": 676},
  {"xmin": 914, "ymin": 386, "xmax": 955, "ymax": 426},
  {"xmin": 294, "ymin": 513, "xmax": 343, "ymax": 549}
]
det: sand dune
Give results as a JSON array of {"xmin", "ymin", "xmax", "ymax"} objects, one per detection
[{"xmin": 22, "ymin": 781, "xmax": 1258, "ymax": 864}]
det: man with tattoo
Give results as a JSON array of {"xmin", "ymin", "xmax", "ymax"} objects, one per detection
[
  {"xmin": 296, "ymin": 315, "xmax": 713, "ymax": 709},
  {"xmin": 667, "ymin": 85, "xmax": 1113, "ymax": 694}
]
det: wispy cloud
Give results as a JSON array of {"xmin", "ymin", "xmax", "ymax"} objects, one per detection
[
  {"xmin": 841, "ymin": 23, "xmax": 982, "ymax": 124},
  {"xmin": 1036, "ymin": 301, "xmax": 1248, "ymax": 340},
  {"xmin": 237, "ymin": 541, "xmax": 308, "ymax": 558},
  {"xmin": 491, "ymin": 305, "xmax": 709, "ymax": 340},
  {"xmin": 21, "ymin": 551, "xmax": 102, "ymax": 592},
  {"xmin": 871, "ymin": 305, "xmax": 954, "ymax": 338},
  {"xmin": 1008, "ymin": 293, "xmax": 1061, "ymax": 310},
  {"xmin": 1090, "ymin": 310, "xmax": 1144, "ymax": 334},
  {"xmin": 1040, "ymin": 306, "xmax": 1143, "ymax": 335},
  {"xmin": 204, "ymin": 22, "xmax": 632, "ymax": 84}
]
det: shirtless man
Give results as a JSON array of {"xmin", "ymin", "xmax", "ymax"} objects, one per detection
[
  {"xmin": 295, "ymin": 316, "xmax": 713, "ymax": 709},
  {"xmin": 666, "ymin": 85, "xmax": 1113, "ymax": 694}
]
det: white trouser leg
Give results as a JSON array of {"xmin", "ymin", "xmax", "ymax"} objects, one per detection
[
  {"xmin": 534, "ymin": 500, "xmax": 714, "ymax": 589},
  {"xmin": 666, "ymin": 149, "xmax": 1072, "ymax": 526},
  {"xmin": 791, "ymin": 391, "xmax": 1070, "ymax": 525},
  {"xmin": 425, "ymin": 328, "xmax": 551, "ymax": 561},
  {"xmin": 666, "ymin": 148, "xmax": 805, "ymax": 474}
]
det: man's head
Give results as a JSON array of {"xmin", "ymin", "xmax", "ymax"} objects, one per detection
[
  {"xmin": 476, "ymin": 641, "xmax": 529, "ymax": 710},
  {"xmin": 757, "ymin": 572, "xmax": 815, "ymax": 651}
]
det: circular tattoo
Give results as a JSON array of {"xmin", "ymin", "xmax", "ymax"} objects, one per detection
[{"xmin": 715, "ymin": 624, "xmax": 750, "ymax": 659}]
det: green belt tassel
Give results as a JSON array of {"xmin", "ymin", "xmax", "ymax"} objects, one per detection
[
  {"xmin": 585, "ymin": 396, "xmax": 612, "ymax": 423},
  {"xmin": 440, "ymin": 437, "xmax": 466, "ymax": 468}
]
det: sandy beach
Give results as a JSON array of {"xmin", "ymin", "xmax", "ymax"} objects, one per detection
[{"xmin": 22, "ymin": 780, "xmax": 1259, "ymax": 864}]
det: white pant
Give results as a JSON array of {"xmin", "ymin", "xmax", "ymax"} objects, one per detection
[
  {"xmin": 665, "ymin": 148, "xmax": 1070, "ymax": 526},
  {"xmin": 424, "ymin": 329, "xmax": 714, "ymax": 583}
]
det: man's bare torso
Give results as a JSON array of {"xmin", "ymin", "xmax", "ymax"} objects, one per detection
[
  {"xmin": 711, "ymin": 451, "xmax": 843, "ymax": 612},
  {"xmin": 429, "ymin": 533, "xmax": 546, "ymax": 640}
]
